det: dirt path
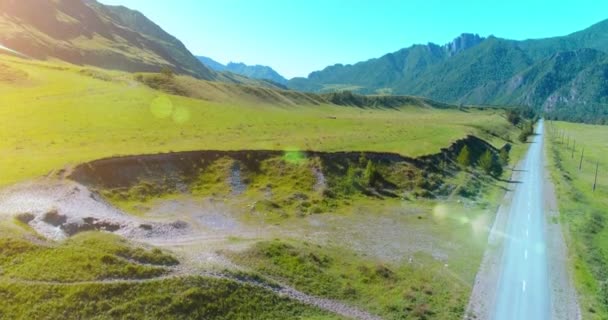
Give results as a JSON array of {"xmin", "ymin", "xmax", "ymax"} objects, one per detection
[{"xmin": 2, "ymin": 269, "xmax": 382, "ymax": 320}]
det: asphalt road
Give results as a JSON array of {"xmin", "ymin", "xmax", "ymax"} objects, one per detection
[{"xmin": 493, "ymin": 119, "xmax": 551, "ymax": 319}]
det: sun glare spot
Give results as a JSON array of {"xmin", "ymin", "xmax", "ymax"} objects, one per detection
[
  {"xmin": 433, "ymin": 204, "xmax": 448, "ymax": 221},
  {"xmin": 283, "ymin": 148, "xmax": 306, "ymax": 165},
  {"xmin": 459, "ymin": 216, "xmax": 470, "ymax": 224},
  {"xmin": 471, "ymin": 213, "xmax": 489, "ymax": 237}
]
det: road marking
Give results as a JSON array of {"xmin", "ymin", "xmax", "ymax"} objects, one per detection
[
  {"xmin": 524, "ymin": 249, "xmax": 528, "ymax": 260},
  {"xmin": 528, "ymin": 212, "xmax": 531, "ymax": 221},
  {"xmin": 522, "ymin": 280, "xmax": 527, "ymax": 292},
  {"xmin": 526, "ymin": 229, "xmax": 529, "ymax": 238}
]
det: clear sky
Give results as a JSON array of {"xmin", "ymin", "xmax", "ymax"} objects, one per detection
[{"xmin": 99, "ymin": 0, "xmax": 608, "ymax": 79}]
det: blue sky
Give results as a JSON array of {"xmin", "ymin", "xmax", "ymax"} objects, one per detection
[{"xmin": 100, "ymin": 0, "xmax": 608, "ymax": 79}]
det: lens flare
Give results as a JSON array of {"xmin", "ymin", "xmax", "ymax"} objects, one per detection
[
  {"xmin": 459, "ymin": 216, "xmax": 470, "ymax": 224},
  {"xmin": 283, "ymin": 148, "xmax": 306, "ymax": 165},
  {"xmin": 150, "ymin": 95, "xmax": 173, "ymax": 119},
  {"xmin": 432, "ymin": 204, "xmax": 448, "ymax": 221},
  {"xmin": 471, "ymin": 213, "xmax": 490, "ymax": 237}
]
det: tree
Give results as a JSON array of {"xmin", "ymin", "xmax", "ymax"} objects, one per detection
[
  {"xmin": 499, "ymin": 148, "xmax": 510, "ymax": 166},
  {"xmin": 492, "ymin": 160, "xmax": 504, "ymax": 177},
  {"xmin": 340, "ymin": 165, "xmax": 358, "ymax": 195},
  {"xmin": 518, "ymin": 130, "xmax": 529, "ymax": 143},
  {"xmin": 506, "ymin": 110, "xmax": 521, "ymax": 126},
  {"xmin": 364, "ymin": 160, "xmax": 376, "ymax": 186},
  {"xmin": 160, "ymin": 66, "xmax": 175, "ymax": 78},
  {"xmin": 358, "ymin": 153, "xmax": 367, "ymax": 167},
  {"xmin": 479, "ymin": 150, "xmax": 494, "ymax": 174},
  {"xmin": 480, "ymin": 150, "xmax": 504, "ymax": 177},
  {"xmin": 457, "ymin": 146, "xmax": 471, "ymax": 167},
  {"xmin": 518, "ymin": 122, "xmax": 534, "ymax": 142}
]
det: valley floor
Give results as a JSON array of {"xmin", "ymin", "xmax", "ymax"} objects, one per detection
[{"xmin": 0, "ymin": 55, "xmax": 532, "ymax": 319}]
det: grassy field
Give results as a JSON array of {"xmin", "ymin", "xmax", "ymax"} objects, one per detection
[
  {"xmin": 0, "ymin": 231, "xmax": 177, "ymax": 282},
  {"xmin": 0, "ymin": 222, "xmax": 338, "ymax": 319},
  {"xmin": 545, "ymin": 121, "xmax": 608, "ymax": 319},
  {"xmin": 0, "ymin": 54, "xmax": 533, "ymax": 319},
  {"xmin": 0, "ymin": 56, "xmax": 514, "ymax": 187},
  {"xmin": 230, "ymin": 239, "xmax": 469, "ymax": 319}
]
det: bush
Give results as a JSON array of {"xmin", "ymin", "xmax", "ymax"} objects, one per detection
[
  {"xmin": 506, "ymin": 110, "xmax": 521, "ymax": 126},
  {"xmin": 518, "ymin": 122, "xmax": 534, "ymax": 142},
  {"xmin": 479, "ymin": 150, "xmax": 504, "ymax": 177},
  {"xmin": 363, "ymin": 160, "xmax": 376, "ymax": 186},
  {"xmin": 479, "ymin": 150, "xmax": 494, "ymax": 174},
  {"xmin": 457, "ymin": 146, "xmax": 471, "ymax": 167},
  {"xmin": 499, "ymin": 147, "xmax": 510, "ymax": 166}
]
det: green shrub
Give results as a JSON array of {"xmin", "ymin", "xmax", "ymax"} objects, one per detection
[{"xmin": 456, "ymin": 146, "xmax": 471, "ymax": 167}]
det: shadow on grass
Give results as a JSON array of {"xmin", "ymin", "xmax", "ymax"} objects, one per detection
[{"xmin": 497, "ymin": 178, "xmax": 523, "ymax": 184}]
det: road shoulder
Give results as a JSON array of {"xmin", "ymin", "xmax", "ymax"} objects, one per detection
[{"xmin": 543, "ymin": 146, "xmax": 581, "ymax": 320}]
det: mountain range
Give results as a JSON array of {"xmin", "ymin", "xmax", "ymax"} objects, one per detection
[
  {"xmin": 289, "ymin": 22, "xmax": 608, "ymax": 123},
  {"xmin": 0, "ymin": 0, "xmax": 606, "ymax": 123},
  {"xmin": 197, "ymin": 56, "xmax": 288, "ymax": 85}
]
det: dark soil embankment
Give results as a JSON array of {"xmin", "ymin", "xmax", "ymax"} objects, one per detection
[{"xmin": 68, "ymin": 135, "xmax": 501, "ymax": 205}]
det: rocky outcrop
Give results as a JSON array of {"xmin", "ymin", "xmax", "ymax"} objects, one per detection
[{"xmin": 444, "ymin": 33, "xmax": 485, "ymax": 56}]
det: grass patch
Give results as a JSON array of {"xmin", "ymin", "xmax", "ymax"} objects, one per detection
[
  {"xmin": 545, "ymin": 121, "xmax": 608, "ymax": 319},
  {"xmin": 0, "ymin": 277, "xmax": 340, "ymax": 319},
  {"xmin": 229, "ymin": 240, "xmax": 470, "ymax": 319},
  {"xmin": 0, "ymin": 232, "xmax": 176, "ymax": 282}
]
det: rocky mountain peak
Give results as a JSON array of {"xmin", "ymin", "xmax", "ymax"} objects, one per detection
[{"xmin": 444, "ymin": 33, "xmax": 485, "ymax": 56}]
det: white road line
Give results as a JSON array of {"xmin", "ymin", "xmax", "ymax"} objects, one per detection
[
  {"xmin": 524, "ymin": 249, "xmax": 528, "ymax": 260},
  {"xmin": 526, "ymin": 229, "xmax": 529, "ymax": 238},
  {"xmin": 522, "ymin": 280, "xmax": 527, "ymax": 292},
  {"xmin": 528, "ymin": 212, "xmax": 531, "ymax": 221}
]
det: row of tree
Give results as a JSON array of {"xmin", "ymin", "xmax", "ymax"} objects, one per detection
[{"xmin": 456, "ymin": 145, "xmax": 508, "ymax": 177}]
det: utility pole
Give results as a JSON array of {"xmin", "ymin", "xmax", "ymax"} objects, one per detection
[
  {"xmin": 579, "ymin": 147, "xmax": 584, "ymax": 171},
  {"xmin": 593, "ymin": 161, "xmax": 599, "ymax": 192}
]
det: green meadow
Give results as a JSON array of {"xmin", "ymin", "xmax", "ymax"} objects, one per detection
[
  {"xmin": 0, "ymin": 55, "xmax": 530, "ymax": 319},
  {"xmin": 1, "ymin": 56, "xmax": 512, "ymax": 187},
  {"xmin": 546, "ymin": 121, "xmax": 608, "ymax": 319}
]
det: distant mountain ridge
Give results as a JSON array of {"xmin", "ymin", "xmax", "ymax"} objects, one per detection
[
  {"xmin": 289, "ymin": 21, "xmax": 608, "ymax": 123},
  {"xmin": 197, "ymin": 56, "xmax": 288, "ymax": 85}
]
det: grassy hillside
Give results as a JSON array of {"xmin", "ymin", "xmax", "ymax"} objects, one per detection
[
  {"xmin": 0, "ymin": 278, "xmax": 340, "ymax": 320},
  {"xmin": 0, "ymin": 0, "xmax": 214, "ymax": 79},
  {"xmin": 0, "ymin": 231, "xmax": 176, "ymax": 282},
  {"xmin": 230, "ymin": 239, "xmax": 471, "ymax": 319},
  {"xmin": 0, "ymin": 56, "xmax": 514, "ymax": 187},
  {"xmin": 546, "ymin": 121, "xmax": 608, "ymax": 319},
  {"xmin": 0, "ymin": 224, "xmax": 336, "ymax": 319}
]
